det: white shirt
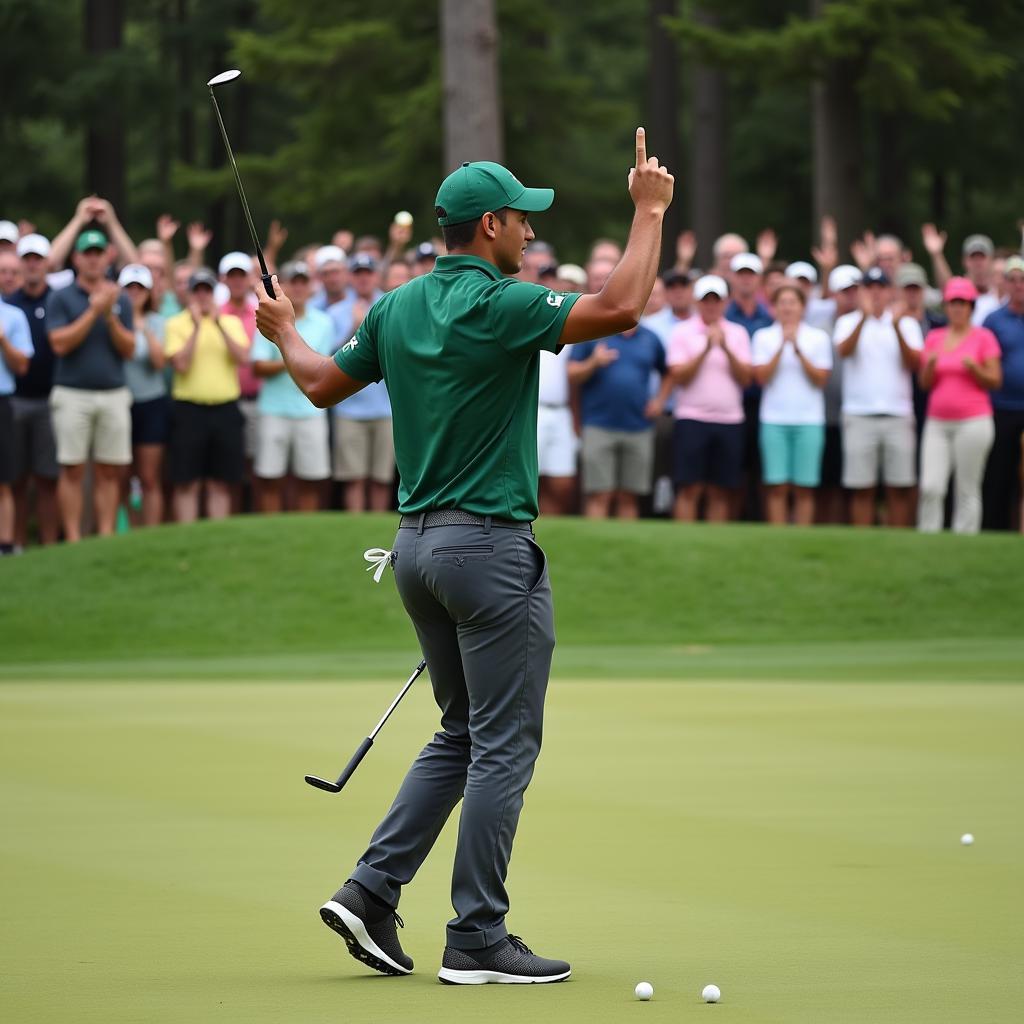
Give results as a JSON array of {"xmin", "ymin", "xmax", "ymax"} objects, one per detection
[
  {"xmin": 538, "ymin": 345, "xmax": 572, "ymax": 407},
  {"xmin": 972, "ymin": 292, "xmax": 1002, "ymax": 327},
  {"xmin": 752, "ymin": 323, "xmax": 833, "ymax": 426},
  {"xmin": 834, "ymin": 310, "xmax": 923, "ymax": 417}
]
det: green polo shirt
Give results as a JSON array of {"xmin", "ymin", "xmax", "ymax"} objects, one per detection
[{"xmin": 334, "ymin": 254, "xmax": 580, "ymax": 520}]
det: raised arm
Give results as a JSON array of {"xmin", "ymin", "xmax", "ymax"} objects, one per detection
[
  {"xmin": 559, "ymin": 128, "xmax": 675, "ymax": 345},
  {"xmin": 255, "ymin": 276, "xmax": 366, "ymax": 408}
]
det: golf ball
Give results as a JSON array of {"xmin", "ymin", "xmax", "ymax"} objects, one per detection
[
  {"xmin": 394, "ymin": 210, "xmax": 413, "ymax": 226},
  {"xmin": 635, "ymin": 981, "xmax": 654, "ymax": 1001},
  {"xmin": 961, "ymin": 833, "xmax": 974, "ymax": 846},
  {"xmin": 702, "ymin": 983, "xmax": 721, "ymax": 1003}
]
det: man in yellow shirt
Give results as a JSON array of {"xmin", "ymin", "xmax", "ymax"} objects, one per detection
[{"xmin": 164, "ymin": 268, "xmax": 250, "ymax": 521}]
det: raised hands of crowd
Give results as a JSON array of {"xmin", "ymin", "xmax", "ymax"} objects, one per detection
[
  {"xmin": 675, "ymin": 229, "xmax": 697, "ymax": 271},
  {"xmin": 157, "ymin": 214, "xmax": 180, "ymax": 244},
  {"xmin": 921, "ymin": 222, "xmax": 947, "ymax": 257},
  {"xmin": 187, "ymin": 221, "xmax": 212, "ymax": 254},
  {"xmin": 812, "ymin": 215, "xmax": 838, "ymax": 271},
  {"xmin": 850, "ymin": 230, "xmax": 877, "ymax": 272},
  {"xmin": 756, "ymin": 228, "xmax": 778, "ymax": 266}
]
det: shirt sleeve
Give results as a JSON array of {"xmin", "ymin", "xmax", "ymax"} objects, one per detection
[
  {"xmin": 45, "ymin": 289, "xmax": 71, "ymax": 332},
  {"xmin": 163, "ymin": 315, "xmax": 187, "ymax": 357},
  {"xmin": 250, "ymin": 332, "xmax": 276, "ymax": 362},
  {"xmin": 751, "ymin": 327, "xmax": 773, "ymax": 364},
  {"xmin": 489, "ymin": 281, "xmax": 581, "ymax": 357},
  {"xmin": 833, "ymin": 312, "xmax": 858, "ymax": 345},
  {"xmin": 222, "ymin": 315, "xmax": 250, "ymax": 350},
  {"xmin": 116, "ymin": 296, "xmax": 133, "ymax": 333},
  {"xmin": 333, "ymin": 299, "xmax": 382, "ymax": 382},
  {"xmin": 728, "ymin": 323, "xmax": 752, "ymax": 362},
  {"xmin": 806, "ymin": 327, "xmax": 832, "ymax": 369},
  {"xmin": 977, "ymin": 327, "xmax": 1002, "ymax": 362},
  {"xmin": 651, "ymin": 332, "xmax": 667, "ymax": 374},
  {"xmin": 897, "ymin": 316, "xmax": 924, "ymax": 350},
  {"xmin": 5, "ymin": 305, "xmax": 34, "ymax": 356}
]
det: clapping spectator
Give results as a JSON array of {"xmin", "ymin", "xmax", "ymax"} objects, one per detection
[
  {"xmin": 118, "ymin": 264, "xmax": 169, "ymax": 526},
  {"xmin": 251, "ymin": 262, "xmax": 334, "ymax": 512},
  {"xmin": 917, "ymin": 278, "xmax": 1002, "ymax": 533},
  {"xmin": 164, "ymin": 269, "xmax": 250, "ymax": 522},
  {"xmin": 924, "ymin": 225, "xmax": 1002, "ymax": 325},
  {"xmin": 752, "ymin": 284, "xmax": 832, "ymax": 525},
  {"xmin": 0, "ymin": 295, "xmax": 34, "ymax": 553},
  {"xmin": 834, "ymin": 267, "xmax": 924, "ymax": 527},
  {"xmin": 8, "ymin": 234, "xmax": 60, "ymax": 545},
  {"xmin": 46, "ymin": 229, "xmax": 135, "ymax": 540},
  {"xmin": 661, "ymin": 274, "xmax": 752, "ymax": 521},
  {"xmin": 981, "ymin": 255, "xmax": 1024, "ymax": 530}
]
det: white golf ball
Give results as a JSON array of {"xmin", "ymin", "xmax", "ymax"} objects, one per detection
[
  {"xmin": 394, "ymin": 210, "xmax": 413, "ymax": 226},
  {"xmin": 961, "ymin": 833, "xmax": 974, "ymax": 846},
  {"xmin": 702, "ymin": 983, "xmax": 721, "ymax": 1003},
  {"xmin": 635, "ymin": 981, "xmax": 654, "ymax": 1000}
]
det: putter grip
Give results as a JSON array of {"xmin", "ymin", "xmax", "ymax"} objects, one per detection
[
  {"xmin": 262, "ymin": 272, "xmax": 276, "ymax": 298},
  {"xmin": 336, "ymin": 736, "xmax": 373, "ymax": 790}
]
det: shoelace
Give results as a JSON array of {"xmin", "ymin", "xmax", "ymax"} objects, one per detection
[
  {"xmin": 393, "ymin": 911, "xmax": 404, "ymax": 929},
  {"xmin": 363, "ymin": 547, "xmax": 393, "ymax": 583},
  {"xmin": 506, "ymin": 934, "xmax": 533, "ymax": 955}
]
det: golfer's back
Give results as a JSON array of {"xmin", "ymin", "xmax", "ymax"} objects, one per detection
[{"xmin": 333, "ymin": 254, "xmax": 580, "ymax": 521}]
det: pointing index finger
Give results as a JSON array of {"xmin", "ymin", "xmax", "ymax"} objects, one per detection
[{"xmin": 635, "ymin": 126, "xmax": 646, "ymax": 167}]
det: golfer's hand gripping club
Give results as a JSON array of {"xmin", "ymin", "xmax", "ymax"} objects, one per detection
[{"xmin": 305, "ymin": 660, "xmax": 427, "ymax": 794}]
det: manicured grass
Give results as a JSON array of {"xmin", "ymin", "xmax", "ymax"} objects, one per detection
[
  {"xmin": 3, "ymin": 514, "xmax": 1023, "ymax": 680},
  {"xmin": 2, "ymin": 679, "xmax": 1022, "ymax": 1023}
]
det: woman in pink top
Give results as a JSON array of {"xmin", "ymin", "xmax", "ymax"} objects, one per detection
[
  {"xmin": 658, "ymin": 275, "xmax": 752, "ymax": 521},
  {"xmin": 917, "ymin": 277, "xmax": 1002, "ymax": 533}
]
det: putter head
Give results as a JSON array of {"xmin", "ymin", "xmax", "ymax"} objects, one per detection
[
  {"xmin": 208, "ymin": 69, "xmax": 242, "ymax": 88},
  {"xmin": 305, "ymin": 774, "xmax": 343, "ymax": 793}
]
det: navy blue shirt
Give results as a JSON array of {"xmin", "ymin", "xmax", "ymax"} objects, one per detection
[
  {"xmin": 7, "ymin": 286, "xmax": 55, "ymax": 399},
  {"xmin": 725, "ymin": 299, "xmax": 773, "ymax": 338},
  {"xmin": 571, "ymin": 326, "xmax": 666, "ymax": 432},
  {"xmin": 46, "ymin": 281, "xmax": 132, "ymax": 391},
  {"xmin": 983, "ymin": 305, "xmax": 1024, "ymax": 412}
]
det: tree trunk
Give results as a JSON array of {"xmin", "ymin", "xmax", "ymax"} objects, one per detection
[
  {"xmin": 177, "ymin": 0, "xmax": 195, "ymax": 166},
  {"xmin": 690, "ymin": 6, "xmax": 726, "ymax": 268},
  {"xmin": 84, "ymin": 0, "xmax": 125, "ymax": 213},
  {"xmin": 648, "ymin": 0, "xmax": 679, "ymax": 269},
  {"xmin": 811, "ymin": 0, "xmax": 863, "ymax": 253},
  {"xmin": 874, "ymin": 113, "xmax": 908, "ymax": 241},
  {"xmin": 440, "ymin": 0, "xmax": 503, "ymax": 171}
]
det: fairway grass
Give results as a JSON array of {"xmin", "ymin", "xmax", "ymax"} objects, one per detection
[{"xmin": 3, "ymin": 678, "xmax": 1022, "ymax": 1023}]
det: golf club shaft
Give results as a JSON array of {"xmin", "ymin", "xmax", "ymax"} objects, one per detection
[
  {"xmin": 208, "ymin": 87, "xmax": 275, "ymax": 297},
  {"xmin": 370, "ymin": 659, "xmax": 427, "ymax": 739}
]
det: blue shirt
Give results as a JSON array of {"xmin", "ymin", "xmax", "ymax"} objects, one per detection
[
  {"xmin": 983, "ymin": 305, "xmax": 1024, "ymax": 412},
  {"xmin": 335, "ymin": 291, "xmax": 392, "ymax": 420},
  {"xmin": 571, "ymin": 326, "xmax": 666, "ymax": 432},
  {"xmin": 252, "ymin": 307, "xmax": 335, "ymax": 418},
  {"xmin": 46, "ymin": 282, "xmax": 133, "ymax": 390},
  {"xmin": 725, "ymin": 299, "xmax": 773, "ymax": 338},
  {"xmin": 0, "ymin": 300, "xmax": 34, "ymax": 396},
  {"xmin": 6, "ymin": 287, "xmax": 53, "ymax": 398}
]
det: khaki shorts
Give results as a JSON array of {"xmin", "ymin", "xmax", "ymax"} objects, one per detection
[
  {"xmin": 49, "ymin": 385, "xmax": 132, "ymax": 466},
  {"xmin": 333, "ymin": 416, "xmax": 395, "ymax": 483},
  {"xmin": 256, "ymin": 414, "xmax": 330, "ymax": 481},
  {"xmin": 842, "ymin": 414, "xmax": 917, "ymax": 488},
  {"xmin": 580, "ymin": 424, "xmax": 655, "ymax": 495}
]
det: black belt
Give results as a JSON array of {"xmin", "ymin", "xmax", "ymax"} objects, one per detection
[{"xmin": 399, "ymin": 509, "xmax": 532, "ymax": 532}]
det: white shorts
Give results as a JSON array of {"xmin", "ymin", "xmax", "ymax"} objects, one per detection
[
  {"xmin": 537, "ymin": 405, "xmax": 577, "ymax": 477},
  {"xmin": 49, "ymin": 385, "xmax": 132, "ymax": 466},
  {"xmin": 255, "ymin": 414, "xmax": 330, "ymax": 480}
]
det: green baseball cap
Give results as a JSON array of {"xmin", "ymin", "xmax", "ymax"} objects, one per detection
[
  {"xmin": 435, "ymin": 161, "xmax": 554, "ymax": 226},
  {"xmin": 75, "ymin": 229, "xmax": 109, "ymax": 252}
]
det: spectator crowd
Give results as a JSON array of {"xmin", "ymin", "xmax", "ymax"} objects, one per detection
[{"xmin": 1, "ymin": 198, "xmax": 1023, "ymax": 552}]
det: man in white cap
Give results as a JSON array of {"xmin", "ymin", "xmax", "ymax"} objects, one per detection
[
  {"xmin": 0, "ymin": 220, "xmax": 20, "ymax": 254},
  {"xmin": 7, "ymin": 234, "xmax": 61, "ymax": 544},
  {"xmin": 310, "ymin": 245, "xmax": 352, "ymax": 312}
]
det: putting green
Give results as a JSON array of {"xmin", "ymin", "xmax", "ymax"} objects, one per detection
[{"xmin": 3, "ymin": 677, "xmax": 1022, "ymax": 1022}]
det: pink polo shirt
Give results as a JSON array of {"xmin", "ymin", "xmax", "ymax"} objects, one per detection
[
  {"xmin": 220, "ymin": 298, "xmax": 260, "ymax": 398},
  {"xmin": 922, "ymin": 326, "xmax": 1001, "ymax": 421},
  {"xmin": 667, "ymin": 318, "xmax": 751, "ymax": 424}
]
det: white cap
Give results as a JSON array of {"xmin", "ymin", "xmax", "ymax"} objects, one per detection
[
  {"xmin": 694, "ymin": 274, "xmax": 729, "ymax": 300},
  {"xmin": 785, "ymin": 260, "xmax": 818, "ymax": 284},
  {"xmin": 218, "ymin": 251, "xmax": 253, "ymax": 276},
  {"xmin": 0, "ymin": 220, "xmax": 19, "ymax": 244},
  {"xmin": 118, "ymin": 263, "xmax": 154, "ymax": 290},
  {"xmin": 828, "ymin": 264, "xmax": 862, "ymax": 292},
  {"xmin": 17, "ymin": 233, "xmax": 51, "ymax": 259},
  {"xmin": 314, "ymin": 244, "xmax": 347, "ymax": 270},
  {"xmin": 555, "ymin": 263, "xmax": 587, "ymax": 288},
  {"xmin": 730, "ymin": 252, "xmax": 763, "ymax": 275}
]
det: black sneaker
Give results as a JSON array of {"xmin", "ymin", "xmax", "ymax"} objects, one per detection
[
  {"xmin": 319, "ymin": 881, "xmax": 413, "ymax": 976},
  {"xmin": 437, "ymin": 934, "xmax": 570, "ymax": 985}
]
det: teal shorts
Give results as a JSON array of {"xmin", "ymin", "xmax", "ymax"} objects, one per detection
[{"xmin": 760, "ymin": 423, "xmax": 825, "ymax": 487}]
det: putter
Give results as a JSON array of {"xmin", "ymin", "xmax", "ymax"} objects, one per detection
[
  {"xmin": 305, "ymin": 659, "xmax": 428, "ymax": 793},
  {"xmin": 206, "ymin": 69, "xmax": 276, "ymax": 297}
]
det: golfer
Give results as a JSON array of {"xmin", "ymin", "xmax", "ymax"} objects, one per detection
[{"xmin": 255, "ymin": 129, "xmax": 673, "ymax": 985}]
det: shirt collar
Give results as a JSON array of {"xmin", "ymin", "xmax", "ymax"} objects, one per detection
[{"xmin": 433, "ymin": 254, "xmax": 504, "ymax": 280}]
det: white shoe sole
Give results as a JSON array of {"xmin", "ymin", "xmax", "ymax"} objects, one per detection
[
  {"xmin": 437, "ymin": 966, "xmax": 571, "ymax": 985},
  {"xmin": 320, "ymin": 900, "xmax": 412, "ymax": 976}
]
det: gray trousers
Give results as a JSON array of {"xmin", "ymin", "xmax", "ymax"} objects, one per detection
[{"xmin": 349, "ymin": 519, "xmax": 556, "ymax": 950}]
